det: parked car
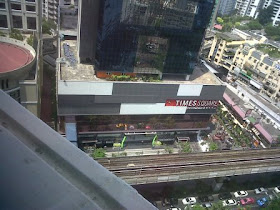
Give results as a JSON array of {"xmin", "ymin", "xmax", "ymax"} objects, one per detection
[
  {"xmin": 222, "ymin": 199, "xmax": 237, "ymax": 207},
  {"xmin": 257, "ymin": 197, "xmax": 268, "ymax": 207},
  {"xmin": 167, "ymin": 207, "xmax": 181, "ymax": 210},
  {"xmin": 182, "ymin": 197, "xmax": 196, "ymax": 205},
  {"xmin": 218, "ymin": 192, "xmax": 232, "ymax": 200},
  {"xmin": 198, "ymin": 195, "xmax": 214, "ymax": 202},
  {"xmin": 201, "ymin": 203, "xmax": 212, "ymax": 209},
  {"xmin": 274, "ymin": 186, "xmax": 280, "ymax": 194},
  {"xmin": 255, "ymin": 187, "xmax": 267, "ymax": 194},
  {"xmin": 240, "ymin": 197, "xmax": 255, "ymax": 205},
  {"xmin": 234, "ymin": 191, "xmax": 248, "ymax": 198}
]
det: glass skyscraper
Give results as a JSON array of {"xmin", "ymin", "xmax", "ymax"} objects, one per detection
[{"xmin": 80, "ymin": 0, "xmax": 215, "ymax": 76}]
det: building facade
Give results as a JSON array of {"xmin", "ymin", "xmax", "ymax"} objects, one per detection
[
  {"xmin": 218, "ymin": 0, "xmax": 236, "ymax": 16},
  {"xmin": 0, "ymin": 0, "xmax": 41, "ymax": 32},
  {"xmin": 262, "ymin": 0, "xmax": 280, "ymax": 26},
  {"xmin": 78, "ymin": 0, "xmax": 215, "ymax": 78},
  {"xmin": 43, "ymin": 0, "xmax": 59, "ymax": 24},
  {"xmin": 235, "ymin": 0, "xmax": 262, "ymax": 18}
]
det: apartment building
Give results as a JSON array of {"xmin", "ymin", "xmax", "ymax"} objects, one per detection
[
  {"xmin": 0, "ymin": 0, "xmax": 41, "ymax": 32},
  {"xmin": 207, "ymin": 30, "xmax": 280, "ymax": 102},
  {"xmin": 263, "ymin": 0, "xmax": 280, "ymax": 26},
  {"xmin": 218, "ymin": 0, "xmax": 236, "ymax": 15},
  {"xmin": 43, "ymin": 0, "xmax": 59, "ymax": 24},
  {"xmin": 235, "ymin": 0, "xmax": 262, "ymax": 18}
]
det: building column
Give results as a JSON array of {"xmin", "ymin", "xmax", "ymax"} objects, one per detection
[{"xmin": 212, "ymin": 177, "xmax": 227, "ymax": 192}]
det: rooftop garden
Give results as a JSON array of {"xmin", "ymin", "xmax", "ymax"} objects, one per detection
[{"xmin": 256, "ymin": 44, "xmax": 280, "ymax": 58}]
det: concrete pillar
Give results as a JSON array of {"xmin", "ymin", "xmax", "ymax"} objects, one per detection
[{"xmin": 212, "ymin": 177, "xmax": 226, "ymax": 192}]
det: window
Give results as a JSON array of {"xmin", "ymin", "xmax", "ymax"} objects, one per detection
[
  {"xmin": 0, "ymin": 2, "xmax": 5, "ymax": 9},
  {"xmin": 25, "ymin": 0, "xmax": 35, "ymax": 2},
  {"xmin": 260, "ymin": 63, "xmax": 263, "ymax": 67},
  {"xmin": 26, "ymin": 5, "xmax": 36, "ymax": 12},
  {"xmin": 11, "ymin": 3, "xmax": 21, "ymax": 10},
  {"xmin": 12, "ymin": 15, "xmax": 23, "ymax": 28},
  {"xmin": 249, "ymin": 57, "xmax": 252, "ymax": 60},
  {"xmin": 254, "ymin": 59, "xmax": 257, "ymax": 63},
  {"xmin": 106, "ymin": 72, "xmax": 111, "ymax": 75},
  {"xmin": 265, "ymin": 66, "xmax": 268, "ymax": 70},
  {"xmin": 27, "ymin": 17, "xmax": 36, "ymax": 30},
  {"xmin": 0, "ymin": 15, "xmax": 8, "ymax": 28},
  {"xmin": 6, "ymin": 79, "xmax": 8, "ymax": 89},
  {"xmin": 1, "ymin": 80, "xmax": 4, "ymax": 89}
]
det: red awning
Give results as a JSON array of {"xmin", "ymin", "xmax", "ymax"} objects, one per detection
[
  {"xmin": 254, "ymin": 123, "xmax": 273, "ymax": 143},
  {"xmin": 232, "ymin": 105, "xmax": 246, "ymax": 119},
  {"xmin": 223, "ymin": 93, "xmax": 235, "ymax": 106}
]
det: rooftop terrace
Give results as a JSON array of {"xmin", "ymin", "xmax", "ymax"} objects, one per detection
[{"xmin": 58, "ymin": 39, "xmax": 221, "ymax": 85}]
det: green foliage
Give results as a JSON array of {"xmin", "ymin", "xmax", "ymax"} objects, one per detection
[
  {"xmin": 27, "ymin": 35, "xmax": 34, "ymax": 46},
  {"xmin": 42, "ymin": 18, "xmax": 56, "ymax": 34},
  {"xmin": 209, "ymin": 142, "xmax": 218, "ymax": 151},
  {"xmin": 154, "ymin": 140, "xmax": 162, "ymax": 146},
  {"xmin": 247, "ymin": 20, "xmax": 263, "ymax": 30},
  {"xmin": 258, "ymin": 6, "xmax": 274, "ymax": 25},
  {"xmin": 0, "ymin": 31, "xmax": 5, "ymax": 37},
  {"xmin": 180, "ymin": 142, "xmax": 192, "ymax": 153},
  {"xmin": 9, "ymin": 29, "xmax": 23, "ymax": 41},
  {"xmin": 164, "ymin": 146, "xmax": 173, "ymax": 154},
  {"xmin": 256, "ymin": 44, "xmax": 280, "ymax": 58},
  {"xmin": 210, "ymin": 201, "xmax": 227, "ymax": 210},
  {"xmin": 246, "ymin": 70, "xmax": 252, "ymax": 77},
  {"xmin": 217, "ymin": 17, "xmax": 224, "ymax": 24},
  {"xmin": 192, "ymin": 205, "xmax": 205, "ymax": 210},
  {"xmin": 264, "ymin": 25, "xmax": 280, "ymax": 41},
  {"xmin": 91, "ymin": 148, "xmax": 106, "ymax": 159},
  {"xmin": 264, "ymin": 197, "xmax": 280, "ymax": 209}
]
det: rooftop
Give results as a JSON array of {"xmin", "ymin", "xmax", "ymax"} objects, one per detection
[
  {"xmin": 217, "ymin": 32, "xmax": 244, "ymax": 42},
  {"xmin": 0, "ymin": 41, "xmax": 34, "ymax": 73},
  {"xmin": 58, "ymin": 39, "xmax": 221, "ymax": 85}
]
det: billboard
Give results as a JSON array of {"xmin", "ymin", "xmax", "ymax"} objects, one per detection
[{"xmin": 165, "ymin": 99, "xmax": 218, "ymax": 109}]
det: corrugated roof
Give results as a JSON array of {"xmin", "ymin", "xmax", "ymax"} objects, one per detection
[
  {"xmin": 251, "ymin": 51, "xmax": 261, "ymax": 60},
  {"xmin": 263, "ymin": 57, "xmax": 273, "ymax": 66},
  {"xmin": 254, "ymin": 123, "xmax": 273, "ymax": 143}
]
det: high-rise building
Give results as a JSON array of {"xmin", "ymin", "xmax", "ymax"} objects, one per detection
[
  {"xmin": 78, "ymin": 0, "xmax": 215, "ymax": 78},
  {"xmin": 263, "ymin": 0, "xmax": 280, "ymax": 26},
  {"xmin": 218, "ymin": 0, "xmax": 236, "ymax": 15},
  {"xmin": 0, "ymin": 0, "xmax": 41, "ymax": 32},
  {"xmin": 43, "ymin": 0, "xmax": 59, "ymax": 24},
  {"xmin": 58, "ymin": 0, "xmax": 226, "ymax": 147},
  {"xmin": 235, "ymin": 0, "xmax": 262, "ymax": 18}
]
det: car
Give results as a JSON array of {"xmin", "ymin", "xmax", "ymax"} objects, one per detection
[
  {"xmin": 257, "ymin": 197, "xmax": 268, "ymax": 207},
  {"xmin": 218, "ymin": 192, "xmax": 232, "ymax": 200},
  {"xmin": 182, "ymin": 197, "xmax": 196, "ymax": 205},
  {"xmin": 255, "ymin": 187, "xmax": 268, "ymax": 194},
  {"xmin": 240, "ymin": 197, "xmax": 255, "ymax": 205},
  {"xmin": 222, "ymin": 199, "xmax": 237, "ymax": 206},
  {"xmin": 201, "ymin": 203, "xmax": 212, "ymax": 208},
  {"xmin": 198, "ymin": 195, "xmax": 214, "ymax": 202},
  {"xmin": 274, "ymin": 186, "xmax": 280, "ymax": 193},
  {"xmin": 167, "ymin": 207, "xmax": 181, "ymax": 210},
  {"xmin": 234, "ymin": 190, "xmax": 248, "ymax": 198}
]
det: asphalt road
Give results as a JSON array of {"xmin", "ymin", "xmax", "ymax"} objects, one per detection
[{"xmin": 155, "ymin": 187, "xmax": 279, "ymax": 210}]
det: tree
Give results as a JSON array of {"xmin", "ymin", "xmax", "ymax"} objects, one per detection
[
  {"xmin": 210, "ymin": 201, "xmax": 227, "ymax": 210},
  {"xmin": 91, "ymin": 148, "xmax": 106, "ymax": 159},
  {"xmin": 209, "ymin": 142, "xmax": 218, "ymax": 151},
  {"xmin": 180, "ymin": 142, "xmax": 192, "ymax": 153},
  {"xmin": 247, "ymin": 20, "xmax": 263, "ymax": 30},
  {"xmin": 192, "ymin": 205, "xmax": 205, "ymax": 210},
  {"xmin": 42, "ymin": 18, "xmax": 56, "ymax": 34},
  {"xmin": 9, "ymin": 29, "xmax": 23, "ymax": 41},
  {"xmin": 217, "ymin": 17, "xmax": 224, "ymax": 24},
  {"xmin": 258, "ymin": 6, "xmax": 273, "ymax": 25},
  {"xmin": 265, "ymin": 197, "xmax": 280, "ymax": 209},
  {"xmin": 27, "ymin": 35, "xmax": 34, "ymax": 46}
]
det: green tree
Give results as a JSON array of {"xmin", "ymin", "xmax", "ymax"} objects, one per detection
[
  {"xmin": 0, "ymin": 31, "xmax": 5, "ymax": 37},
  {"xmin": 164, "ymin": 145, "xmax": 173, "ymax": 154},
  {"xmin": 258, "ymin": 6, "xmax": 274, "ymax": 25},
  {"xmin": 9, "ymin": 29, "xmax": 23, "ymax": 41},
  {"xmin": 265, "ymin": 197, "xmax": 280, "ymax": 209},
  {"xmin": 247, "ymin": 20, "xmax": 263, "ymax": 30},
  {"xmin": 217, "ymin": 17, "xmax": 224, "ymax": 24},
  {"xmin": 91, "ymin": 148, "xmax": 106, "ymax": 159},
  {"xmin": 42, "ymin": 18, "xmax": 56, "ymax": 34},
  {"xmin": 180, "ymin": 142, "xmax": 192, "ymax": 153},
  {"xmin": 210, "ymin": 201, "xmax": 227, "ymax": 210},
  {"xmin": 192, "ymin": 205, "xmax": 205, "ymax": 210},
  {"xmin": 27, "ymin": 35, "xmax": 34, "ymax": 46},
  {"xmin": 209, "ymin": 142, "xmax": 218, "ymax": 151}
]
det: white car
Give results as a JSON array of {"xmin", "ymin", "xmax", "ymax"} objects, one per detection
[
  {"xmin": 255, "ymin": 187, "xmax": 267, "ymax": 194},
  {"xmin": 182, "ymin": 197, "xmax": 196, "ymax": 205},
  {"xmin": 234, "ymin": 191, "xmax": 248, "ymax": 198},
  {"xmin": 167, "ymin": 208, "xmax": 181, "ymax": 210},
  {"xmin": 223, "ymin": 199, "xmax": 238, "ymax": 207},
  {"xmin": 274, "ymin": 186, "xmax": 280, "ymax": 193}
]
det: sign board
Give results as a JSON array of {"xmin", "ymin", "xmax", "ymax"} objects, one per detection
[{"xmin": 165, "ymin": 99, "xmax": 218, "ymax": 109}]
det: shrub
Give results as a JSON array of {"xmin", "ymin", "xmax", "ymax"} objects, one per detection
[
  {"xmin": 91, "ymin": 148, "xmax": 106, "ymax": 159},
  {"xmin": 9, "ymin": 29, "xmax": 23, "ymax": 41}
]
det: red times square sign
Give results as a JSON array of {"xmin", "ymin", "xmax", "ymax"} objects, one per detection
[{"xmin": 165, "ymin": 99, "xmax": 219, "ymax": 109}]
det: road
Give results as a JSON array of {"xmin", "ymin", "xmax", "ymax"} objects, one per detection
[{"xmin": 155, "ymin": 187, "xmax": 279, "ymax": 210}]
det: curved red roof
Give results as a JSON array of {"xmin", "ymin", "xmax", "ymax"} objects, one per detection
[{"xmin": 0, "ymin": 42, "xmax": 34, "ymax": 73}]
